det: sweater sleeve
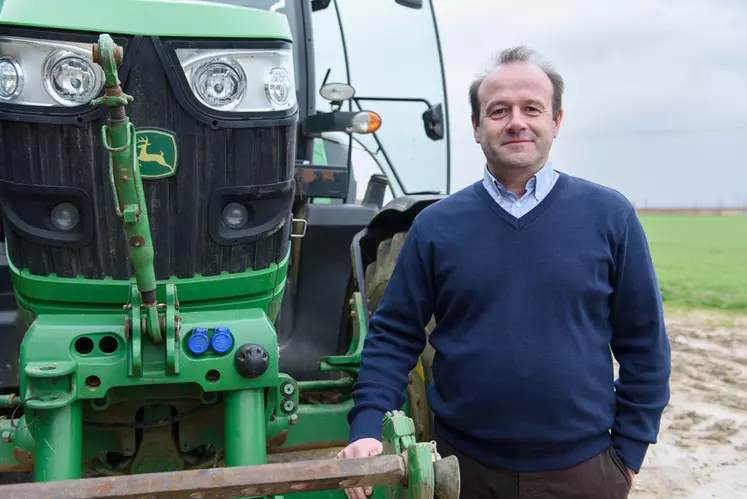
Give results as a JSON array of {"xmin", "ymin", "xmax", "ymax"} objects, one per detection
[
  {"xmin": 609, "ymin": 209, "xmax": 672, "ymax": 473},
  {"xmin": 347, "ymin": 222, "xmax": 434, "ymax": 443}
]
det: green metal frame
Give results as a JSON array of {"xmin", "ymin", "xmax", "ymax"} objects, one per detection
[{"xmin": 0, "ymin": 0, "xmax": 293, "ymax": 40}]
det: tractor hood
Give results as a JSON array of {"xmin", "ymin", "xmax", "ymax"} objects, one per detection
[{"xmin": 0, "ymin": 0, "xmax": 292, "ymax": 40}]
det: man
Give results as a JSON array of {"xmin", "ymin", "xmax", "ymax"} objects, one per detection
[{"xmin": 337, "ymin": 46, "xmax": 671, "ymax": 499}]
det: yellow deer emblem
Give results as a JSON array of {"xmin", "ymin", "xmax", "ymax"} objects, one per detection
[{"xmin": 136, "ymin": 135, "xmax": 175, "ymax": 174}]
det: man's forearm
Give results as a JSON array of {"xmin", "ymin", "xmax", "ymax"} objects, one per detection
[
  {"xmin": 347, "ymin": 224, "xmax": 434, "ymax": 442},
  {"xmin": 609, "ymin": 209, "xmax": 672, "ymax": 472},
  {"xmin": 348, "ymin": 310, "xmax": 428, "ymax": 441}
]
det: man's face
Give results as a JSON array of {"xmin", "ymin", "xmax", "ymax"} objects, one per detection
[{"xmin": 472, "ymin": 61, "xmax": 563, "ymax": 173}]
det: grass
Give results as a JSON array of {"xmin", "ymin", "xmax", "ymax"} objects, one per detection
[{"xmin": 639, "ymin": 214, "xmax": 747, "ymax": 312}]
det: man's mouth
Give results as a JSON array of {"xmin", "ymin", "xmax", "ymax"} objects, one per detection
[{"xmin": 504, "ymin": 139, "xmax": 532, "ymax": 145}]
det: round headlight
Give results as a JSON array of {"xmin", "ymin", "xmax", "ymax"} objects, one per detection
[
  {"xmin": 0, "ymin": 56, "xmax": 23, "ymax": 102},
  {"xmin": 51, "ymin": 203, "xmax": 80, "ymax": 231},
  {"xmin": 222, "ymin": 202, "xmax": 248, "ymax": 229},
  {"xmin": 265, "ymin": 67, "xmax": 291, "ymax": 108},
  {"xmin": 193, "ymin": 57, "xmax": 246, "ymax": 109},
  {"xmin": 43, "ymin": 50, "xmax": 103, "ymax": 106}
]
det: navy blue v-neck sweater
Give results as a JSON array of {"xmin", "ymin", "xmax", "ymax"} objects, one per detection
[{"xmin": 348, "ymin": 172, "xmax": 671, "ymax": 473}]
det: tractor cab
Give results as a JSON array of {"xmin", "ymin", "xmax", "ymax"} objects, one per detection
[{"xmin": 196, "ymin": 0, "xmax": 452, "ymax": 384}]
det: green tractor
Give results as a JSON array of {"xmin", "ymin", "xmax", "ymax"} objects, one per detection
[{"xmin": 0, "ymin": 0, "xmax": 454, "ymax": 497}]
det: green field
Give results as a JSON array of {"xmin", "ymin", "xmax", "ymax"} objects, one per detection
[{"xmin": 639, "ymin": 214, "xmax": 747, "ymax": 312}]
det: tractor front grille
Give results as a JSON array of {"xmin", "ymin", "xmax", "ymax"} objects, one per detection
[{"xmin": 0, "ymin": 34, "xmax": 296, "ymax": 281}]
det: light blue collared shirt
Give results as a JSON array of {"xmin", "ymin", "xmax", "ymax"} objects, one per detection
[{"xmin": 482, "ymin": 162, "xmax": 559, "ymax": 218}]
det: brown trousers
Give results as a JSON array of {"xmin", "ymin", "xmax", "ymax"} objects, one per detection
[{"xmin": 434, "ymin": 435, "xmax": 633, "ymax": 499}]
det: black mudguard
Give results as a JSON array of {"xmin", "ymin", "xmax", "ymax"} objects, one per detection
[{"xmin": 350, "ymin": 194, "xmax": 444, "ymax": 321}]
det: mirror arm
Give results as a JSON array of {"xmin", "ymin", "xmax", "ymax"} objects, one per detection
[
  {"xmin": 353, "ymin": 96, "xmax": 433, "ymax": 108},
  {"xmin": 301, "ymin": 111, "xmax": 373, "ymax": 137},
  {"xmin": 352, "ymin": 97, "xmax": 445, "ymax": 141}
]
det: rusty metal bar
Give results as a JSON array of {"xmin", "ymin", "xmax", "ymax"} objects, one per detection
[
  {"xmin": 0, "ymin": 446, "xmax": 347, "ymax": 474},
  {"xmin": 0, "ymin": 454, "xmax": 407, "ymax": 499}
]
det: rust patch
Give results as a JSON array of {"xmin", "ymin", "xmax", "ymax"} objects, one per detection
[
  {"xmin": 105, "ymin": 85, "xmax": 127, "ymax": 99},
  {"xmin": 14, "ymin": 447, "xmax": 33, "ymax": 465},
  {"xmin": 0, "ymin": 463, "xmax": 31, "ymax": 472},
  {"xmin": 266, "ymin": 447, "xmax": 343, "ymax": 464},
  {"xmin": 266, "ymin": 430, "xmax": 288, "ymax": 450},
  {"xmin": 0, "ymin": 454, "xmax": 406, "ymax": 498},
  {"xmin": 268, "ymin": 440, "xmax": 348, "ymax": 454},
  {"xmin": 129, "ymin": 236, "xmax": 146, "ymax": 248}
]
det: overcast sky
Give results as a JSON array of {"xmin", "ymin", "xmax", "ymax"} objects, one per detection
[{"xmin": 432, "ymin": 0, "xmax": 747, "ymax": 208}]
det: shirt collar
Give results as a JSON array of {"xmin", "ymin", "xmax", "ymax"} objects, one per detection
[{"xmin": 484, "ymin": 161, "xmax": 554, "ymax": 201}]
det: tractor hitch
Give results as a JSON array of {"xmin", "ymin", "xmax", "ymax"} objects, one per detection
[{"xmin": 0, "ymin": 452, "xmax": 460, "ymax": 499}]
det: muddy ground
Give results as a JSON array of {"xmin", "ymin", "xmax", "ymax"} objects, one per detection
[{"xmin": 628, "ymin": 308, "xmax": 747, "ymax": 499}]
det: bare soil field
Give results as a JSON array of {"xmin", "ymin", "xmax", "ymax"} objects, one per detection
[{"xmin": 629, "ymin": 308, "xmax": 747, "ymax": 499}]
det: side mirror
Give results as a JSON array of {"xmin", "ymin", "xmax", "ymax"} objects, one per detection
[
  {"xmin": 395, "ymin": 0, "xmax": 423, "ymax": 8},
  {"xmin": 311, "ymin": 0, "xmax": 331, "ymax": 12},
  {"xmin": 422, "ymin": 103, "xmax": 444, "ymax": 140}
]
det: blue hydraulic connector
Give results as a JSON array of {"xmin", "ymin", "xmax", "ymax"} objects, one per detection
[
  {"xmin": 187, "ymin": 327, "xmax": 209, "ymax": 355},
  {"xmin": 211, "ymin": 326, "xmax": 233, "ymax": 354}
]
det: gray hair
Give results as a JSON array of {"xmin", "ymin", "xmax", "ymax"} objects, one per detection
[{"xmin": 469, "ymin": 46, "xmax": 564, "ymax": 125}]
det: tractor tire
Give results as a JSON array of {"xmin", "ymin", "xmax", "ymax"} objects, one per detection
[{"xmin": 364, "ymin": 231, "xmax": 436, "ymax": 441}]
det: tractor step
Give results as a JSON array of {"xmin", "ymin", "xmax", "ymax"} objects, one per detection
[{"xmin": 0, "ymin": 453, "xmax": 459, "ymax": 499}]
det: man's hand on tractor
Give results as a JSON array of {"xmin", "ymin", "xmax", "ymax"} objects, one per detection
[{"xmin": 337, "ymin": 438, "xmax": 384, "ymax": 499}]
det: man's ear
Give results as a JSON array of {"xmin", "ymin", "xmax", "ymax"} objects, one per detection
[
  {"xmin": 553, "ymin": 108, "xmax": 564, "ymax": 137},
  {"xmin": 472, "ymin": 115, "xmax": 481, "ymax": 143}
]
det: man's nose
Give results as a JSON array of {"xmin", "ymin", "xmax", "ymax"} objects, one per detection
[{"xmin": 505, "ymin": 112, "xmax": 527, "ymax": 131}]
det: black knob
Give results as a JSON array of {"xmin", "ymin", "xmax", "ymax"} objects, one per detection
[{"xmin": 234, "ymin": 344, "xmax": 269, "ymax": 378}]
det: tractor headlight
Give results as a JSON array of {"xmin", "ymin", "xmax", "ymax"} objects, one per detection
[
  {"xmin": 0, "ymin": 36, "xmax": 104, "ymax": 107},
  {"xmin": 222, "ymin": 202, "xmax": 248, "ymax": 229},
  {"xmin": 51, "ymin": 202, "xmax": 80, "ymax": 231},
  {"xmin": 0, "ymin": 56, "xmax": 23, "ymax": 102},
  {"xmin": 175, "ymin": 48, "xmax": 296, "ymax": 113},
  {"xmin": 192, "ymin": 57, "xmax": 247, "ymax": 110},
  {"xmin": 265, "ymin": 67, "xmax": 291, "ymax": 107},
  {"xmin": 44, "ymin": 49, "xmax": 102, "ymax": 106}
]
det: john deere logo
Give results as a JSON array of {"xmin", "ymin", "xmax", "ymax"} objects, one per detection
[{"xmin": 135, "ymin": 128, "xmax": 178, "ymax": 179}]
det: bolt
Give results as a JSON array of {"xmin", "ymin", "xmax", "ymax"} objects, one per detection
[
  {"xmin": 281, "ymin": 381, "xmax": 295, "ymax": 396},
  {"xmin": 282, "ymin": 400, "xmax": 296, "ymax": 413},
  {"xmin": 289, "ymin": 415, "xmax": 298, "ymax": 426},
  {"xmin": 2, "ymin": 431, "xmax": 13, "ymax": 443}
]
